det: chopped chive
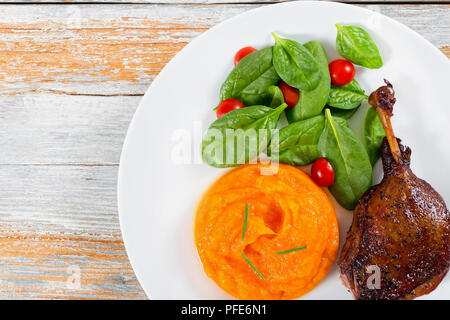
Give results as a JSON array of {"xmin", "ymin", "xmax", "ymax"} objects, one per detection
[
  {"xmin": 241, "ymin": 203, "xmax": 249, "ymax": 242},
  {"xmin": 241, "ymin": 252, "xmax": 266, "ymax": 280},
  {"xmin": 276, "ymin": 246, "xmax": 307, "ymax": 255}
]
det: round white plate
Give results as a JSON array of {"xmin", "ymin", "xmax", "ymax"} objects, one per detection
[{"xmin": 118, "ymin": 1, "xmax": 450, "ymax": 299}]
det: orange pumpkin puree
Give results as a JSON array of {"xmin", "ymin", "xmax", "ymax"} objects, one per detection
[{"xmin": 195, "ymin": 163, "xmax": 339, "ymax": 300}]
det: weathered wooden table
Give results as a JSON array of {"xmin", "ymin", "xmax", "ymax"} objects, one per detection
[{"xmin": 0, "ymin": 0, "xmax": 448, "ymax": 299}]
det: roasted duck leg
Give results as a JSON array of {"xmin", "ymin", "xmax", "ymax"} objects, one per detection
[{"xmin": 338, "ymin": 80, "xmax": 450, "ymax": 300}]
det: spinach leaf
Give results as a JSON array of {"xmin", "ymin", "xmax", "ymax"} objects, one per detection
[
  {"xmin": 329, "ymin": 105, "xmax": 360, "ymax": 120},
  {"xmin": 271, "ymin": 115, "xmax": 325, "ymax": 165},
  {"xmin": 318, "ymin": 109, "xmax": 372, "ymax": 210},
  {"xmin": 286, "ymin": 41, "xmax": 331, "ymax": 122},
  {"xmin": 328, "ymin": 79, "xmax": 368, "ymax": 109},
  {"xmin": 364, "ymin": 107, "xmax": 385, "ymax": 165},
  {"xmin": 267, "ymin": 85, "xmax": 285, "ymax": 108},
  {"xmin": 331, "ymin": 115, "xmax": 351, "ymax": 128},
  {"xmin": 336, "ymin": 24, "xmax": 383, "ymax": 69},
  {"xmin": 219, "ymin": 47, "xmax": 281, "ymax": 106},
  {"xmin": 202, "ymin": 104, "xmax": 287, "ymax": 168},
  {"xmin": 272, "ymin": 34, "xmax": 321, "ymax": 91}
]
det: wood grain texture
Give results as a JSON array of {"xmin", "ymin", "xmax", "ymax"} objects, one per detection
[
  {"xmin": 0, "ymin": 94, "xmax": 138, "ymax": 164},
  {"xmin": 0, "ymin": 4, "xmax": 448, "ymax": 97},
  {"xmin": 0, "ymin": 165, "xmax": 146, "ymax": 299},
  {"xmin": 0, "ymin": 2, "xmax": 448, "ymax": 299}
]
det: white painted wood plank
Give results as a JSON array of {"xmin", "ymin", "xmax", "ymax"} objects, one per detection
[
  {"xmin": 0, "ymin": 165, "xmax": 119, "ymax": 233},
  {"xmin": 0, "ymin": 94, "xmax": 139, "ymax": 164},
  {"xmin": 0, "ymin": 165, "xmax": 146, "ymax": 299},
  {"xmin": 0, "ymin": 4, "xmax": 447, "ymax": 96}
]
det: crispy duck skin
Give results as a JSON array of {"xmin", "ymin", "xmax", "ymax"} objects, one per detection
[{"xmin": 338, "ymin": 81, "xmax": 450, "ymax": 300}]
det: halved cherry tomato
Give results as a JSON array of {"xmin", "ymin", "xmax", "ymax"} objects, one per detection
[
  {"xmin": 278, "ymin": 81, "xmax": 299, "ymax": 109},
  {"xmin": 329, "ymin": 59, "xmax": 355, "ymax": 86},
  {"xmin": 311, "ymin": 158, "xmax": 335, "ymax": 187},
  {"xmin": 216, "ymin": 99, "xmax": 245, "ymax": 118},
  {"xmin": 234, "ymin": 46, "xmax": 257, "ymax": 66}
]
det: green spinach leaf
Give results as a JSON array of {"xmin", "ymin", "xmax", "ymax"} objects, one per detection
[
  {"xmin": 272, "ymin": 34, "xmax": 321, "ymax": 91},
  {"xmin": 286, "ymin": 41, "xmax": 331, "ymax": 122},
  {"xmin": 219, "ymin": 47, "xmax": 281, "ymax": 106},
  {"xmin": 271, "ymin": 115, "xmax": 325, "ymax": 165},
  {"xmin": 267, "ymin": 85, "xmax": 285, "ymax": 108},
  {"xmin": 364, "ymin": 107, "xmax": 385, "ymax": 165},
  {"xmin": 202, "ymin": 104, "xmax": 287, "ymax": 168},
  {"xmin": 329, "ymin": 105, "xmax": 360, "ymax": 120},
  {"xmin": 336, "ymin": 24, "xmax": 383, "ymax": 69},
  {"xmin": 318, "ymin": 109, "xmax": 372, "ymax": 210},
  {"xmin": 328, "ymin": 79, "xmax": 368, "ymax": 109},
  {"xmin": 270, "ymin": 113, "xmax": 348, "ymax": 166}
]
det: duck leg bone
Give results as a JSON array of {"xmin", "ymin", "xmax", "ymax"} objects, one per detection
[{"xmin": 368, "ymin": 79, "xmax": 401, "ymax": 163}]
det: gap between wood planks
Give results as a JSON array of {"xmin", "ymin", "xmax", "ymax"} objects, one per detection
[{"xmin": 11, "ymin": 88, "xmax": 144, "ymax": 97}]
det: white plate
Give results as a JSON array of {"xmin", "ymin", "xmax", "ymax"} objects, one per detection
[{"xmin": 118, "ymin": 1, "xmax": 450, "ymax": 299}]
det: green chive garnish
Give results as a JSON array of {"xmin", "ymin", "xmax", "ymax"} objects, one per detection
[
  {"xmin": 276, "ymin": 246, "xmax": 307, "ymax": 255},
  {"xmin": 241, "ymin": 203, "xmax": 249, "ymax": 242},
  {"xmin": 241, "ymin": 252, "xmax": 266, "ymax": 280}
]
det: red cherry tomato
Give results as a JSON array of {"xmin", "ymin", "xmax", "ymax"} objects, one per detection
[
  {"xmin": 216, "ymin": 99, "xmax": 245, "ymax": 118},
  {"xmin": 234, "ymin": 46, "xmax": 258, "ymax": 66},
  {"xmin": 329, "ymin": 59, "xmax": 355, "ymax": 86},
  {"xmin": 278, "ymin": 81, "xmax": 299, "ymax": 109},
  {"xmin": 311, "ymin": 158, "xmax": 335, "ymax": 187}
]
